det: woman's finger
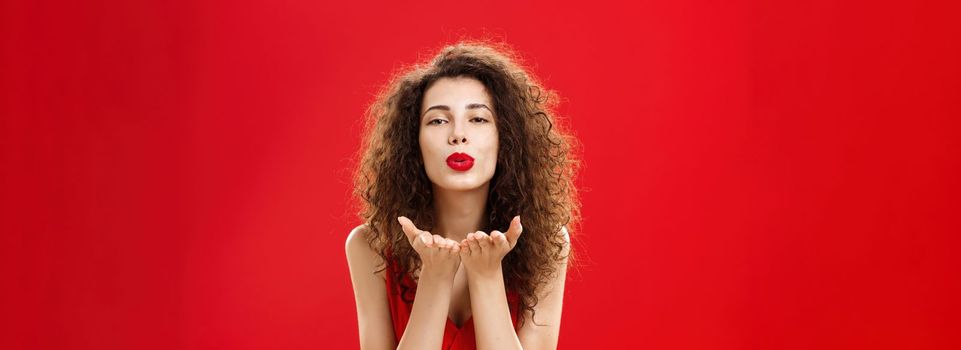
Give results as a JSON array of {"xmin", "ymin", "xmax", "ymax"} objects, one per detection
[
  {"xmin": 467, "ymin": 232, "xmax": 481, "ymax": 254},
  {"xmin": 431, "ymin": 234, "xmax": 443, "ymax": 249},
  {"xmin": 475, "ymin": 231, "xmax": 490, "ymax": 250},
  {"xmin": 505, "ymin": 216, "xmax": 523, "ymax": 249},
  {"xmin": 459, "ymin": 236, "xmax": 472, "ymax": 256},
  {"xmin": 409, "ymin": 231, "xmax": 430, "ymax": 251},
  {"xmin": 444, "ymin": 238, "xmax": 460, "ymax": 255},
  {"xmin": 491, "ymin": 230, "xmax": 509, "ymax": 249}
]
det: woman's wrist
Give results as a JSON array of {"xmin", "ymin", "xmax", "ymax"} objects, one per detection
[
  {"xmin": 419, "ymin": 263, "xmax": 458, "ymax": 282},
  {"xmin": 465, "ymin": 262, "xmax": 503, "ymax": 281}
]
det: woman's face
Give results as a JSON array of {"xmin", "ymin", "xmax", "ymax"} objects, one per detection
[{"xmin": 418, "ymin": 76, "xmax": 499, "ymax": 192}]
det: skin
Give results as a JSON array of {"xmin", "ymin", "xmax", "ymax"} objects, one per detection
[{"xmin": 346, "ymin": 77, "xmax": 569, "ymax": 350}]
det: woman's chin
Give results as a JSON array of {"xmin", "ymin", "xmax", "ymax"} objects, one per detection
[{"xmin": 435, "ymin": 178, "xmax": 490, "ymax": 192}]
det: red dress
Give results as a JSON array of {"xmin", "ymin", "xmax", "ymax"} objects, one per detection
[{"xmin": 384, "ymin": 251, "xmax": 521, "ymax": 349}]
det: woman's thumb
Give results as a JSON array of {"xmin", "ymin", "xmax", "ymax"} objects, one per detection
[{"xmin": 506, "ymin": 216, "xmax": 523, "ymax": 248}]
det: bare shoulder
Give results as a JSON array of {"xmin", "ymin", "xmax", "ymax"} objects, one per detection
[
  {"xmin": 345, "ymin": 223, "xmax": 397, "ymax": 348},
  {"xmin": 345, "ymin": 223, "xmax": 372, "ymax": 252},
  {"xmin": 559, "ymin": 225, "xmax": 571, "ymax": 255},
  {"xmin": 517, "ymin": 225, "xmax": 571, "ymax": 348},
  {"xmin": 345, "ymin": 224, "xmax": 386, "ymax": 279}
]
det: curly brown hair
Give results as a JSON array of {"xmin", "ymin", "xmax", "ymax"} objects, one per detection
[{"xmin": 351, "ymin": 41, "xmax": 581, "ymax": 327}]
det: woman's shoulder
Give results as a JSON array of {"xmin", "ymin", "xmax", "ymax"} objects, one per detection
[
  {"xmin": 345, "ymin": 223, "xmax": 372, "ymax": 252},
  {"xmin": 345, "ymin": 223, "xmax": 389, "ymax": 278},
  {"xmin": 559, "ymin": 225, "xmax": 571, "ymax": 249},
  {"xmin": 345, "ymin": 224, "xmax": 390, "ymax": 278}
]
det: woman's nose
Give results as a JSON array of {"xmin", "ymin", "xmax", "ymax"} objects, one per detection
[{"xmin": 448, "ymin": 120, "xmax": 468, "ymax": 144}]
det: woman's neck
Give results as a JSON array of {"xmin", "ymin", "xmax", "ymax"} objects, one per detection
[{"xmin": 431, "ymin": 183, "xmax": 489, "ymax": 242}]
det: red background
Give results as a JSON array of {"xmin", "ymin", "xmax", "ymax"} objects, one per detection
[{"xmin": 2, "ymin": 0, "xmax": 959, "ymax": 349}]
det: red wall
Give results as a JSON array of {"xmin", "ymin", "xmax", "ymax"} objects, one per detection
[{"xmin": 2, "ymin": 0, "xmax": 959, "ymax": 349}]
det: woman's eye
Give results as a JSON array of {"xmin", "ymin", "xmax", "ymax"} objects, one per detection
[
  {"xmin": 428, "ymin": 119, "xmax": 447, "ymax": 125},
  {"xmin": 471, "ymin": 117, "xmax": 489, "ymax": 123}
]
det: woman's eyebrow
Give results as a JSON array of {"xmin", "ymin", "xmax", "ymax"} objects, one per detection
[
  {"xmin": 421, "ymin": 105, "xmax": 450, "ymax": 117},
  {"xmin": 421, "ymin": 103, "xmax": 491, "ymax": 117},
  {"xmin": 466, "ymin": 103, "xmax": 492, "ymax": 112}
]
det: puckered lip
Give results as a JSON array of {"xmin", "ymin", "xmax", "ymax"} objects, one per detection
[
  {"xmin": 446, "ymin": 152, "xmax": 475, "ymax": 171},
  {"xmin": 446, "ymin": 152, "xmax": 475, "ymax": 162}
]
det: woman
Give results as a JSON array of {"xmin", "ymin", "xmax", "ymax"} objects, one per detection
[{"xmin": 346, "ymin": 41, "xmax": 581, "ymax": 350}]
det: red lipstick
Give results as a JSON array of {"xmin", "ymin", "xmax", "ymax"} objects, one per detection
[{"xmin": 446, "ymin": 152, "xmax": 475, "ymax": 171}]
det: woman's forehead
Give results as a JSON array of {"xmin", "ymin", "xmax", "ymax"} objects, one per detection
[{"xmin": 421, "ymin": 77, "xmax": 492, "ymax": 111}]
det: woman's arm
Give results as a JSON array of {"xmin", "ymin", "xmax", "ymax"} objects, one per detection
[
  {"xmin": 516, "ymin": 227, "xmax": 570, "ymax": 350},
  {"xmin": 396, "ymin": 265, "xmax": 456, "ymax": 349},
  {"xmin": 345, "ymin": 225, "xmax": 397, "ymax": 350},
  {"xmin": 347, "ymin": 223, "xmax": 461, "ymax": 350},
  {"xmin": 467, "ymin": 266, "xmax": 523, "ymax": 350},
  {"xmin": 395, "ymin": 217, "xmax": 463, "ymax": 349},
  {"xmin": 464, "ymin": 224, "xmax": 571, "ymax": 350},
  {"xmin": 458, "ymin": 216, "xmax": 525, "ymax": 350}
]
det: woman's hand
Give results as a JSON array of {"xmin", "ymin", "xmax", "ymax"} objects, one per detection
[
  {"xmin": 398, "ymin": 216, "xmax": 461, "ymax": 279},
  {"xmin": 458, "ymin": 216, "xmax": 523, "ymax": 278}
]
